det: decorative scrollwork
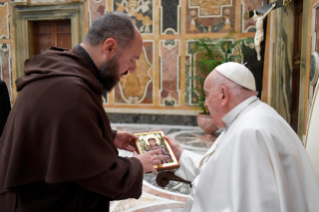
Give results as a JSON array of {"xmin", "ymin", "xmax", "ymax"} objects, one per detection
[{"xmin": 283, "ymin": 0, "xmax": 293, "ymax": 7}]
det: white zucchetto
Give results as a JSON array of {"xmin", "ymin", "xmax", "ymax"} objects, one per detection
[{"xmin": 215, "ymin": 62, "xmax": 256, "ymax": 91}]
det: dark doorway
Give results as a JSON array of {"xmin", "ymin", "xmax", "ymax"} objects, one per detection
[
  {"xmin": 290, "ymin": 0, "xmax": 303, "ymax": 132},
  {"xmin": 33, "ymin": 20, "xmax": 72, "ymax": 55}
]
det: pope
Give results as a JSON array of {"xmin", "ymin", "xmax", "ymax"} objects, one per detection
[{"xmin": 166, "ymin": 62, "xmax": 319, "ymax": 212}]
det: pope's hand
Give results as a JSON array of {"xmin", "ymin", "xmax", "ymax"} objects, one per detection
[
  {"xmin": 164, "ymin": 136, "xmax": 184, "ymax": 160},
  {"xmin": 114, "ymin": 131, "xmax": 138, "ymax": 152},
  {"xmin": 133, "ymin": 150, "xmax": 164, "ymax": 174}
]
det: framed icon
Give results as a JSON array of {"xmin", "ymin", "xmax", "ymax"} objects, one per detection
[{"xmin": 134, "ymin": 130, "xmax": 180, "ymax": 171}]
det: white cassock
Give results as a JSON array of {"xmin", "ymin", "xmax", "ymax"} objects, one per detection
[{"xmin": 175, "ymin": 96, "xmax": 319, "ymax": 212}]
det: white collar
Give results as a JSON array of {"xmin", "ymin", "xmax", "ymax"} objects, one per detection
[{"xmin": 222, "ymin": 96, "xmax": 258, "ymax": 130}]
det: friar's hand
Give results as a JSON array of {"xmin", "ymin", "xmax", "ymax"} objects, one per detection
[
  {"xmin": 164, "ymin": 136, "xmax": 184, "ymax": 160},
  {"xmin": 114, "ymin": 131, "xmax": 138, "ymax": 152},
  {"xmin": 133, "ymin": 150, "xmax": 164, "ymax": 175}
]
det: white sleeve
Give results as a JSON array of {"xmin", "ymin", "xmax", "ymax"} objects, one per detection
[{"xmin": 174, "ymin": 150, "xmax": 203, "ymax": 182}]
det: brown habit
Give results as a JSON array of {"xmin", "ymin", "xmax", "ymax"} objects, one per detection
[{"xmin": 0, "ymin": 46, "xmax": 143, "ymax": 211}]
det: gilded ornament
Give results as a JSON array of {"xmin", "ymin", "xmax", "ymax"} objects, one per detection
[
  {"xmin": 243, "ymin": 11, "xmax": 250, "ymax": 20},
  {"xmin": 283, "ymin": 0, "xmax": 292, "ymax": 7}
]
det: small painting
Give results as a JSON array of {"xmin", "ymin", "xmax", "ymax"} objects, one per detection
[{"xmin": 134, "ymin": 130, "xmax": 180, "ymax": 171}]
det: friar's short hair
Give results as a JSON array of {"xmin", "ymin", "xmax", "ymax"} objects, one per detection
[{"xmin": 84, "ymin": 11, "xmax": 135, "ymax": 49}]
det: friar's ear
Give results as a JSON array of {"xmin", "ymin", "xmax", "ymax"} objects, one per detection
[{"xmin": 102, "ymin": 38, "xmax": 119, "ymax": 59}]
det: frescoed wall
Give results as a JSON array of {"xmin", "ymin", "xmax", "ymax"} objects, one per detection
[
  {"xmin": 270, "ymin": 3, "xmax": 294, "ymax": 123},
  {"xmin": 308, "ymin": 2, "xmax": 319, "ymax": 122},
  {"xmin": 0, "ymin": 1, "xmax": 13, "ymax": 101},
  {"xmin": 1, "ymin": 0, "xmax": 261, "ymax": 117},
  {"xmin": 4, "ymin": 0, "xmax": 319, "ymax": 136},
  {"xmin": 115, "ymin": 41, "xmax": 154, "ymax": 104},
  {"xmin": 303, "ymin": 0, "xmax": 319, "ymax": 138},
  {"xmin": 92, "ymin": 0, "xmax": 260, "ymax": 115}
]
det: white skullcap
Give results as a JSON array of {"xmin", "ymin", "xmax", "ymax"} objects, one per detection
[{"xmin": 215, "ymin": 62, "xmax": 256, "ymax": 91}]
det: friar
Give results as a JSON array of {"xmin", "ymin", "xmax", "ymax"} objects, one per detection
[
  {"xmin": 0, "ymin": 12, "xmax": 163, "ymax": 211},
  {"xmin": 166, "ymin": 62, "xmax": 319, "ymax": 212}
]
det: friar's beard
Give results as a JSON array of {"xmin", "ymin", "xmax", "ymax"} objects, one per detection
[{"xmin": 98, "ymin": 55, "xmax": 120, "ymax": 92}]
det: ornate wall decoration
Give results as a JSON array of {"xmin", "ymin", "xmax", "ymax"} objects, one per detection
[
  {"xmin": 241, "ymin": 0, "xmax": 263, "ymax": 32},
  {"xmin": 186, "ymin": 39, "xmax": 237, "ymax": 106},
  {"xmin": 159, "ymin": 40, "xmax": 180, "ymax": 106},
  {"xmin": 113, "ymin": 0, "xmax": 153, "ymax": 34},
  {"xmin": 186, "ymin": 39, "xmax": 214, "ymax": 106},
  {"xmin": 307, "ymin": 4, "xmax": 319, "ymax": 121},
  {"xmin": 89, "ymin": 0, "xmax": 107, "ymax": 26},
  {"xmin": 0, "ymin": 43, "xmax": 12, "ymax": 100},
  {"xmin": 185, "ymin": 40, "xmax": 198, "ymax": 106},
  {"xmin": 160, "ymin": 0, "xmax": 180, "ymax": 34},
  {"xmin": 186, "ymin": 0, "xmax": 235, "ymax": 34},
  {"xmin": 309, "ymin": 52, "xmax": 319, "ymax": 98},
  {"xmin": 185, "ymin": 38, "xmax": 255, "ymax": 106},
  {"xmin": 0, "ymin": 3, "xmax": 9, "ymax": 39},
  {"xmin": 316, "ymin": 6, "xmax": 319, "ymax": 54},
  {"xmin": 189, "ymin": 0, "xmax": 232, "ymax": 17},
  {"xmin": 278, "ymin": 28, "xmax": 291, "ymax": 123},
  {"xmin": 30, "ymin": 0, "xmax": 66, "ymax": 3},
  {"xmin": 5, "ymin": 0, "xmax": 259, "ymax": 115},
  {"xmin": 271, "ymin": 4, "xmax": 294, "ymax": 123},
  {"xmin": 114, "ymin": 41, "xmax": 153, "ymax": 104}
]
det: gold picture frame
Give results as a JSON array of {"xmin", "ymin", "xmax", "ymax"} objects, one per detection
[{"xmin": 134, "ymin": 130, "xmax": 180, "ymax": 171}]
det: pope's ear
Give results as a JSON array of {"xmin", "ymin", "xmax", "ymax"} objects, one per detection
[
  {"xmin": 102, "ymin": 38, "xmax": 119, "ymax": 59},
  {"xmin": 220, "ymin": 86, "xmax": 229, "ymax": 107}
]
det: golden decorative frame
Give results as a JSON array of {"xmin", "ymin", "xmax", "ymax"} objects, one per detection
[{"xmin": 134, "ymin": 130, "xmax": 180, "ymax": 171}]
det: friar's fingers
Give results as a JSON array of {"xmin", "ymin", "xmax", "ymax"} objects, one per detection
[
  {"xmin": 152, "ymin": 155, "xmax": 164, "ymax": 164},
  {"xmin": 153, "ymin": 159, "xmax": 162, "ymax": 165},
  {"xmin": 133, "ymin": 151, "xmax": 138, "ymax": 156},
  {"xmin": 125, "ymin": 144, "xmax": 136, "ymax": 152},
  {"xmin": 151, "ymin": 167, "xmax": 158, "ymax": 175},
  {"xmin": 147, "ymin": 149, "xmax": 161, "ymax": 155},
  {"xmin": 131, "ymin": 134, "xmax": 139, "ymax": 140}
]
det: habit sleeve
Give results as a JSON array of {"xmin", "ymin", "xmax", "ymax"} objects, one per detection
[
  {"xmin": 112, "ymin": 130, "xmax": 118, "ymax": 140},
  {"xmin": 76, "ymin": 157, "xmax": 143, "ymax": 200}
]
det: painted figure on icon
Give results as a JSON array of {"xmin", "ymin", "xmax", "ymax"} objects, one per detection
[{"xmin": 147, "ymin": 137, "xmax": 172, "ymax": 163}]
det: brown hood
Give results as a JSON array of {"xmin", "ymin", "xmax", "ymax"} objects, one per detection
[{"xmin": 16, "ymin": 47, "xmax": 102, "ymax": 94}]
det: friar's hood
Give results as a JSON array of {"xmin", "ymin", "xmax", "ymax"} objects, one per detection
[{"xmin": 16, "ymin": 47, "xmax": 103, "ymax": 94}]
